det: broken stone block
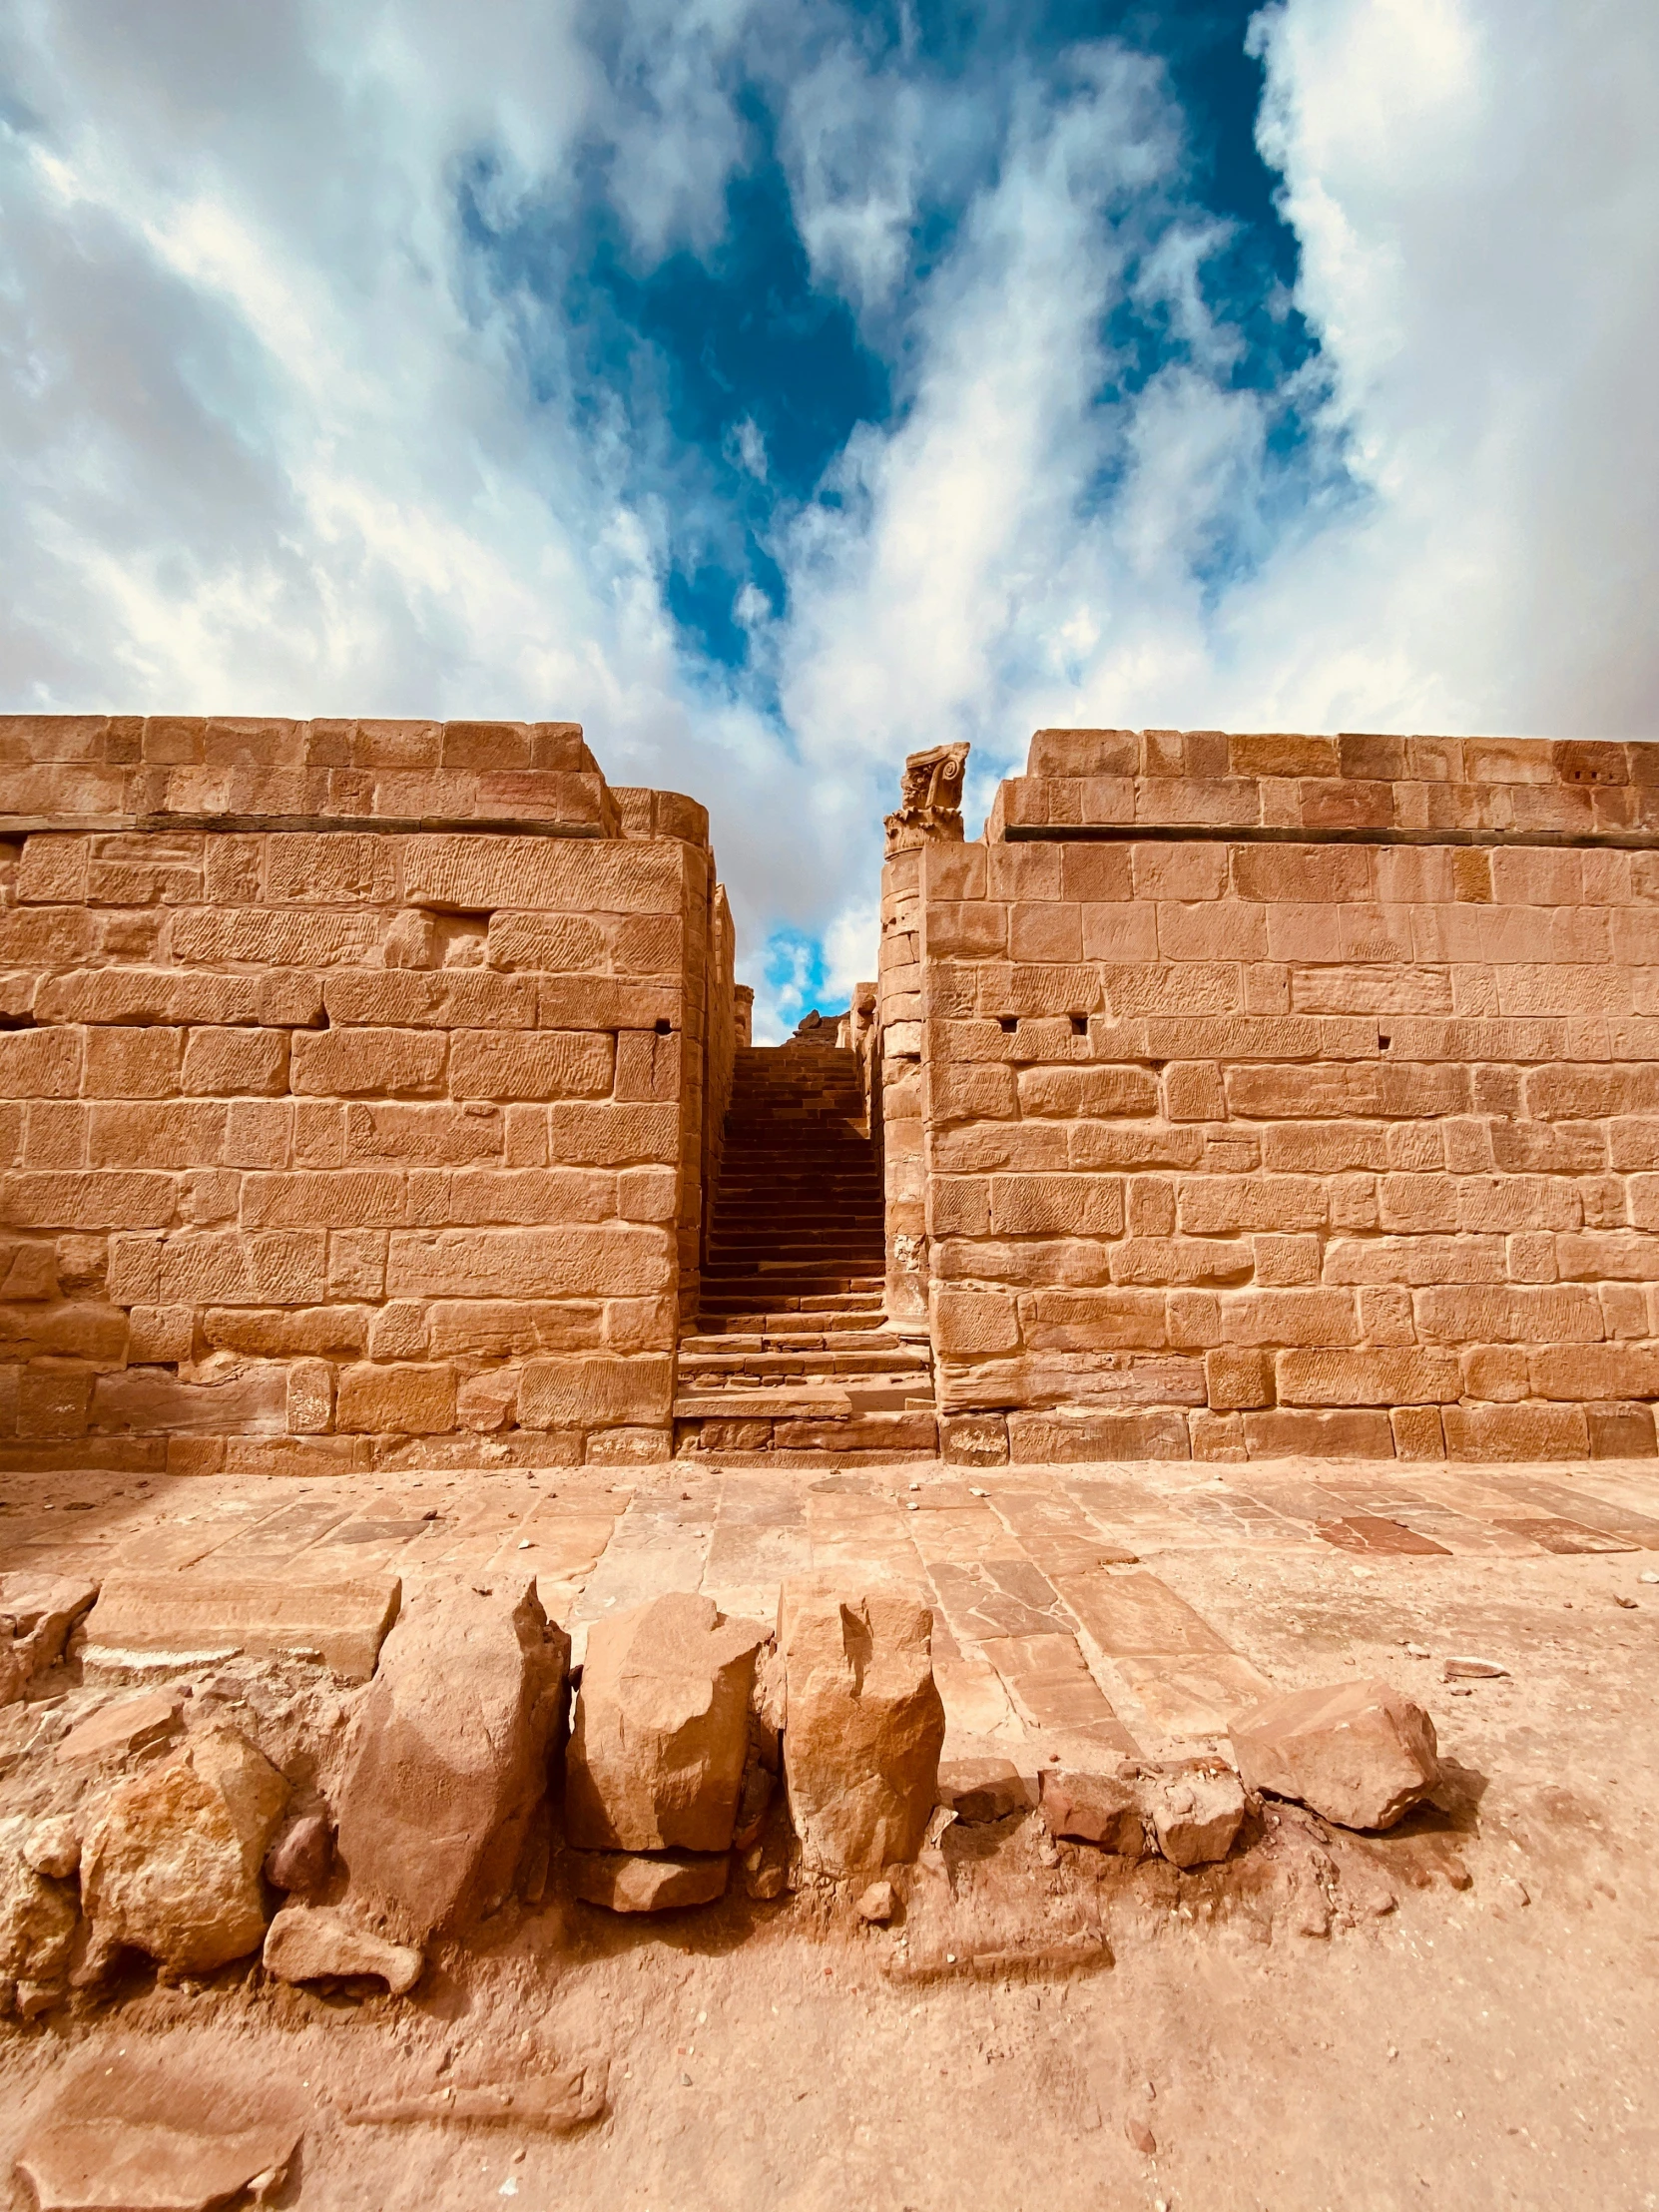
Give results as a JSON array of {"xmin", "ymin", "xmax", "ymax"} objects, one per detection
[
  {"xmin": 83, "ymin": 1571, "xmax": 401, "ymax": 1683},
  {"xmin": 780, "ymin": 1585, "xmax": 945, "ymax": 1876},
  {"xmin": 263, "ymin": 1903, "xmax": 422, "ymax": 1995},
  {"xmin": 81, "ymin": 1725, "xmax": 290, "ymax": 1976},
  {"xmin": 333, "ymin": 1576, "xmax": 568, "ymax": 1939},
  {"xmin": 55, "ymin": 1688, "xmax": 184, "ymax": 1767},
  {"xmin": 938, "ymin": 1756, "xmax": 1037, "ymax": 1824},
  {"xmin": 264, "ymin": 1809, "xmax": 332, "ymax": 1895},
  {"xmin": 568, "ymin": 1849, "xmax": 729, "ymax": 1913},
  {"xmin": 1142, "ymin": 1761, "xmax": 1247, "ymax": 1869},
  {"xmin": 856, "ymin": 1880, "xmax": 895, "ymax": 1924},
  {"xmin": 1038, "ymin": 1765, "xmax": 1146, "ymax": 1856},
  {"xmin": 15, "ymin": 2051, "xmax": 306, "ymax": 2212},
  {"xmin": 564, "ymin": 1592, "xmax": 766, "ymax": 1854},
  {"xmin": 0, "ymin": 1575, "xmax": 99, "ymax": 1705},
  {"xmin": 1230, "ymin": 1678, "xmax": 1439, "ymax": 1831},
  {"xmin": 1, "ymin": 1815, "xmax": 79, "ymax": 2017}
]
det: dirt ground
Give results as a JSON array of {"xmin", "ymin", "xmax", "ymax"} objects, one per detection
[{"xmin": 3, "ymin": 1456, "xmax": 1658, "ymax": 2210}]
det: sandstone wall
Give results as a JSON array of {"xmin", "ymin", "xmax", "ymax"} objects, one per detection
[
  {"xmin": 922, "ymin": 728, "xmax": 1659, "ymax": 1463},
  {"xmin": 0, "ymin": 717, "xmax": 735, "ymax": 1474}
]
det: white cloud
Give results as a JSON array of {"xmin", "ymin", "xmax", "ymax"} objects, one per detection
[{"xmin": 1, "ymin": 0, "xmax": 1655, "ymax": 1054}]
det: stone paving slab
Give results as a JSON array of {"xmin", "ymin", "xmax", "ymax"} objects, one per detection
[{"xmin": 5, "ymin": 1453, "xmax": 1657, "ymax": 1764}]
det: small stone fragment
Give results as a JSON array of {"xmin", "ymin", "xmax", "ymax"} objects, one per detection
[
  {"xmin": 1613, "ymin": 1595, "xmax": 1637, "ymax": 1610},
  {"xmin": 15, "ymin": 2052, "xmax": 305, "ymax": 2212},
  {"xmin": 1231, "ymin": 1679, "xmax": 1439, "ymax": 1832},
  {"xmin": 1125, "ymin": 2117, "xmax": 1157, "ymax": 2156},
  {"xmin": 1038, "ymin": 1765, "xmax": 1146, "ymax": 1856},
  {"xmin": 81, "ymin": 1725, "xmax": 290, "ymax": 1976},
  {"xmin": 564, "ymin": 1592, "xmax": 765, "ymax": 1854},
  {"xmin": 23, "ymin": 1817, "xmax": 79, "ymax": 1881},
  {"xmin": 263, "ymin": 1904, "xmax": 422, "ymax": 1995},
  {"xmin": 856, "ymin": 1880, "xmax": 895, "ymax": 1924},
  {"xmin": 1442, "ymin": 1656, "xmax": 1508, "ymax": 1680},
  {"xmin": 938, "ymin": 1757, "xmax": 1036, "ymax": 1825},
  {"xmin": 264, "ymin": 1810, "xmax": 332, "ymax": 1895},
  {"xmin": 1142, "ymin": 1763, "xmax": 1246, "ymax": 1870},
  {"xmin": 568, "ymin": 1850, "xmax": 729, "ymax": 1914},
  {"xmin": 779, "ymin": 1584, "xmax": 945, "ymax": 1876},
  {"xmin": 55, "ymin": 1689, "xmax": 183, "ymax": 1767}
]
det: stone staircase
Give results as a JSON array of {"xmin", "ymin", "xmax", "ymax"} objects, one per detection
[{"xmin": 673, "ymin": 1038, "xmax": 938, "ymax": 1463}]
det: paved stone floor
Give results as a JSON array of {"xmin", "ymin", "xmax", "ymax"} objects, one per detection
[
  {"xmin": 6, "ymin": 1454, "xmax": 1659, "ymax": 2209},
  {"xmin": 7, "ymin": 1452, "xmax": 1657, "ymax": 1765}
]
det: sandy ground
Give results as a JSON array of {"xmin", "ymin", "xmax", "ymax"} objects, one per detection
[{"xmin": 3, "ymin": 1455, "xmax": 1658, "ymax": 2210}]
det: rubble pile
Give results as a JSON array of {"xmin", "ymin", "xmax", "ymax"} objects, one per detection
[{"xmin": 0, "ymin": 1563, "xmax": 1447, "ymax": 2031}]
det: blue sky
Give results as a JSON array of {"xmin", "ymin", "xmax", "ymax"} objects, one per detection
[{"xmin": 2, "ymin": 0, "xmax": 1657, "ymax": 1035}]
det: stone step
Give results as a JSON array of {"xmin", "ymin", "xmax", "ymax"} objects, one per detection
[
  {"xmin": 678, "ymin": 1328, "xmax": 910, "ymax": 1354},
  {"xmin": 678, "ymin": 1349, "xmax": 931, "ymax": 1379}
]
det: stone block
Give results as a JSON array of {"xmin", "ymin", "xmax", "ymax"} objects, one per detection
[
  {"xmin": 333, "ymin": 1575, "xmax": 569, "ymax": 1938},
  {"xmin": 1276, "ymin": 1348, "xmax": 1462, "ymax": 1405},
  {"xmin": 1205, "ymin": 1348, "xmax": 1274, "ymax": 1410},
  {"xmin": 779, "ymin": 1584, "xmax": 944, "ymax": 1876},
  {"xmin": 519, "ymin": 1353, "xmax": 674, "ymax": 1429},
  {"xmin": 448, "ymin": 1029, "xmax": 615, "ymax": 1100},
  {"xmin": 81, "ymin": 1726, "xmax": 290, "ymax": 1974},
  {"xmin": 335, "ymin": 1362, "xmax": 456, "ymax": 1433},
  {"xmin": 1005, "ymin": 1407, "xmax": 1191, "ymax": 1461},
  {"xmin": 565, "ymin": 1593, "xmax": 765, "ymax": 1853},
  {"xmin": 939, "ymin": 1411, "xmax": 1009, "ymax": 1466},
  {"xmin": 181, "ymin": 1026, "xmax": 289, "ymax": 1096},
  {"xmin": 1231, "ymin": 1679, "xmax": 1438, "ymax": 1830},
  {"xmin": 290, "ymin": 1028, "xmax": 447, "ymax": 1097},
  {"xmin": 1442, "ymin": 1401, "xmax": 1589, "ymax": 1458},
  {"xmin": 1242, "ymin": 1408, "xmax": 1394, "ymax": 1458},
  {"xmin": 569, "ymin": 1850, "xmax": 729, "ymax": 1913},
  {"xmin": 83, "ymin": 1572, "xmax": 400, "ymax": 1680}
]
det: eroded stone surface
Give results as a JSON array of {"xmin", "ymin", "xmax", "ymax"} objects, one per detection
[
  {"xmin": 55, "ymin": 1690, "xmax": 183, "ymax": 1767},
  {"xmin": 565, "ymin": 1592, "xmax": 766, "ymax": 1853},
  {"xmin": 84, "ymin": 1572, "xmax": 401, "ymax": 1683},
  {"xmin": 568, "ymin": 1849, "xmax": 730, "ymax": 1913},
  {"xmin": 333, "ymin": 1575, "xmax": 568, "ymax": 1937},
  {"xmin": 780, "ymin": 1585, "xmax": 945, "ymax": 1876},
  {"xmin": 1039, "ymin": 1765, "xmax": 1146, "ymax": 1856},
  {"xmin": 15, "ymin": 2050, "xmax": 306, "ymax": 2212},
  {"xmin": 0, "ymin": 1815, "xmax": 79, "ymax": 2015},
  {"xmin": 80, "ymin": 1725, "xmax": 290, "ymax": 1976},
  {"xmin": 1142, "ymin": 1761, "xmax": 1247, "ymax": 1868},
  {"xmin": 1231, "ymin": 1679, "xmax": 1440, "ymax": 1831},
  {"xmin": 263, "ymin": 1902, "xmax": 422, "ymax": 1994}
]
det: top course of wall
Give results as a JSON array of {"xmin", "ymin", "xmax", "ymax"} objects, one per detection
[
  {"xmin": 991, "ymin": 730, "xmax": 1658, "ymax": 843},
  {"xmin": 0, "ymin": 715, "xmax": 711, "ymax": 847}
]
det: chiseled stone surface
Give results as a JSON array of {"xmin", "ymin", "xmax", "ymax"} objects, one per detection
[
  {"xmin": 564, "ymin": 1592, "xmax": 765, "ymax": 1853},
  {"xmin": 1231, "ymin": 1678, "xmax": 1440, "ymax": 1831}
]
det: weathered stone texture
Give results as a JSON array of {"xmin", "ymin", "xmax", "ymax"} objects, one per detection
[
  {"xmin": 907, "ymin": 729, "xmax": 1659, "ymax": 1460},
  {"xmin": 0, "ymin": 717, "xmax": 738, "ymax": 1468}
]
